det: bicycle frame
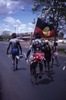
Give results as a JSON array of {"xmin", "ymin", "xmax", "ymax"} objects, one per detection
[{"xmin": 28, "ymin": 52, "xmax": 45, "ymax": 85}]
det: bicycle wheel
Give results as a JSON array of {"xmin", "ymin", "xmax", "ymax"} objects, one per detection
[{"xmin": 30, "ymin": 62, "xmax": 39, "ymax": 86}]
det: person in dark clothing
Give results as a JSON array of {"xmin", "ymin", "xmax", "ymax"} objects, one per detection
[
  {"xmin": 44, "ymin": 42, "xmax": 51, "ymax": 72},
  {"xmin": 6, "ymin": 33, "xmax": 22, "ymax": 70}
]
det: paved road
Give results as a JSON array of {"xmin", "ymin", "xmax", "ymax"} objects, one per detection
[{"xmin": 0, "ymin": 42, "xmax": 66, "ymax": 100}]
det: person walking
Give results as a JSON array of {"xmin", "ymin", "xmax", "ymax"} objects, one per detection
[
  {"xmin": 6, "ymin": 33, "xmax": 22, "ymax": 71},
  {"xmin": 44, "ymin": 41, "xmax": 51, "ymax": 72},
  {"xmin": 51, "ymin": 42, "xmax": 59, "ymax": 67}
]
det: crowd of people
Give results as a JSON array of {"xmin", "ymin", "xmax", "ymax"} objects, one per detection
[
  {"xmin": 25, "ymin": 32, "xmax": 59, "ymax": 77},
  {"xmin": 6, "ymin": 32, "xmax": 59, "ymax": 74}
]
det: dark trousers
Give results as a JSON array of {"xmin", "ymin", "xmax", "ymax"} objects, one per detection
[{"xmin": 30, "ymin": 61, "xmax": 43, "ymax": 74}]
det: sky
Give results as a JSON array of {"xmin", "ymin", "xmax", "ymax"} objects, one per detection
[
  {"xmin": 0, "ymin": 0, "xmax": 38, "ymax": 34},
  {"xmin": 0, "ymin": 0, "xmax": 66, "ymax": 36}
]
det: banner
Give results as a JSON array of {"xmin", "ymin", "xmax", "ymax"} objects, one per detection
[{"xmin": 34, "ymin": 18, "xmax": 55, "ymax": 38}]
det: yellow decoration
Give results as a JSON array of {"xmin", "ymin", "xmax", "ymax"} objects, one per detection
[{"xmin": 43, "ymin": 26, "xmax": 50, "ymax": 36}]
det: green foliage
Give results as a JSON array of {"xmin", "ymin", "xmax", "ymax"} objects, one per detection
[
  {"xmin": 0, "ymin": 35, "xmax": 3, "ymax": 41},
  {"xmin": 58, "ymin": 48, "xmax": 64, "ymax": 52},
  {"xmin": 32, "ymin": 0, "xmax": 66, "ymax": 42},
  {"xmin": 32, "ymin": 0, "xmax": 66, "ymax": 18},
  {"xmin": 0, "ymin": 35, "xmax": 11, "ymax": 41},
  {"xmin": 58, "ymin": 48, "xmax": 66, "ymax": 55}
]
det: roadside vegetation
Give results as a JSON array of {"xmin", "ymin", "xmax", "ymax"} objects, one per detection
[{"xmin": 58, "ymin": 48, "xmax": 66, "ymax": 55}]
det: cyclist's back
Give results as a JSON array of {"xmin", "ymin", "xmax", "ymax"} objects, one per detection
[
  {"xmin": 32, "ymin": 38, "xmax": 42, "ymax": 53},
  {"xmin": 26, "ymin": 33, "xmax": 44, "ymax": 59},
  {"xmin": 26, "ymin": 33, "xmax": 44, "ymax": 76}
]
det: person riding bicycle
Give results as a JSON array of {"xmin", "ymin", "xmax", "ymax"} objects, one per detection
[
  {"xmin": 6, "ymin": 33, "xmax": 22, "ymax": 70},
  {"xmin": 26, "ymin": 33, "xmax": 44, "ymax": 77}
]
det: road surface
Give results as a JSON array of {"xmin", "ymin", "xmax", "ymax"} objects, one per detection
[{"xmin": 0, "ymin": 41, "xmax": 66, "ymax": 100}]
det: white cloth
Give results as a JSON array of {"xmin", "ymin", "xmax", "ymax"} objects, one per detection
[{"xmin": 53, "ymin": 51, "xmax": 59, "ymax": 57}]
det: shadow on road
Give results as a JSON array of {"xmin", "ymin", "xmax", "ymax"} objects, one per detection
[
  {"xmin": 17, "ymin": 67, "xmax": 27, "ymax": 71},
  {"xmin": 38, "ymin": 70, "xmax": 55, "ymax": 85}
]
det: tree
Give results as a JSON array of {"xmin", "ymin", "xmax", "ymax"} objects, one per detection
[
  {"xmin": 32, "ymin": 0, "xmax": 66, "ymax": 17},
  {"xmin": 0, "ymin": 35, "xmax": 3, "ymax": 41},
  {"xmin": 32, "ymin": 0, "xmax": 66, "ymax": 42}
]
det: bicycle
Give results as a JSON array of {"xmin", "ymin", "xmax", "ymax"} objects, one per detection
[
  {"xmin": 8, "ymin": 54, "xmax": 23, "ymax": 71},
  {"xmin": 26, "ymin": 52, "xmax": 45, "ymax": 86}
]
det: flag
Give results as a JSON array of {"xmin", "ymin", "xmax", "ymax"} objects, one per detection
[{"xmin": 34, "ymin": 18, "xmax": 55, "ymax": 38}]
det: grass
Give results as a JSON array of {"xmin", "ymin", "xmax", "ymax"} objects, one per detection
[
  {"xmin": 58, "ymin": 48, "xmax": 64, "ymax": 52},
  {"xmin": 58, "ymin": 48, "xmax": 66, "ymax": 56}
]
